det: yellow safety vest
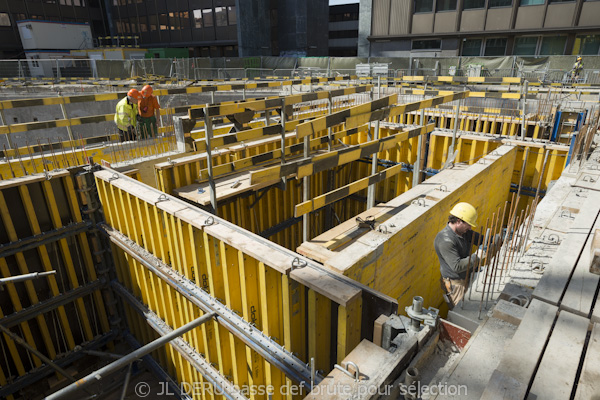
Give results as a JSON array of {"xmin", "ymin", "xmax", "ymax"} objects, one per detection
[{"xmin": 114, "ymin": 97, "xmax": 138, "ymax": 131}]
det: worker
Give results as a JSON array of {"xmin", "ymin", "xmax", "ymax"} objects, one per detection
[
  {"xmin": 114, "ymin": 88, "xmax": 141, "ymax": 142},
  {"xmin": 138, "ymin": 84, "xmax": 161, "ymax": 139},
  {"xmin": 571, "ymin": 56, "xmax": 584, "ymax": 81},
  {"xmin": 434, "ymin": 202, "xmax": 484, "ymax": 310}
]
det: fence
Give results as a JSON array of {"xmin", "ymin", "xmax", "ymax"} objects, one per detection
[{"xmin": 2, "ymin": 56, "xmax": 600, "ymax": 84}]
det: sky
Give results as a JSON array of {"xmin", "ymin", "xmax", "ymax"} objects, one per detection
[{"xmin": 329, "ymin": 0, "xmax": 360, "ymax": 5}]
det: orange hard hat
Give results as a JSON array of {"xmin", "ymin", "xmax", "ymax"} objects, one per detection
[
  {"xmin": 127, "ymin": 89, "xmax": 141, "ymax": 100},
  {"xmin": 141, "ymin": 85, "xmax": 153, "ymax": 97}
]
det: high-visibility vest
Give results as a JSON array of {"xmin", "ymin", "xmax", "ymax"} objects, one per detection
[{"xmin": 114, "ymin": 97, "xmax": 138, "ymax": 131}]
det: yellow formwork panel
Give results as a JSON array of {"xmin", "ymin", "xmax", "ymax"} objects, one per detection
[
  {"xmin": 0, "ymin": 136, "xmax": 176, "ymax": 180},
  {"xmin": 0, "ymin": 171, "xmax": 112, "ymax": 390},
  {"xmin": 95, "ymin": 169, "xmax": 377, "ymax": 398},
  {"xmin": 315, "ymin": 146, "xmax": 517, "ymax": 317}
]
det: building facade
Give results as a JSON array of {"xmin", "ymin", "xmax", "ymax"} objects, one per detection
[
  {"xmin": 358, "ymin": 0, "xmax": 600, "ymax": 57},
  {"xmin": 329, "ymin": 3, "xmax": 359, "ymax": 56},
  {"xmin": 0, "ymin": 0, "xmax": 329, "ymax": 59},
  {"xmin": 0, "ymin": 0, "xmax": 110, "ymax": 58}
]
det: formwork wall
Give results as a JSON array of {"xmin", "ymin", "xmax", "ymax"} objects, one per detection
[
  {"xmin": 95, "ymin": 169, "xmax": 395, "ymax": 399},
  {"xmin": 0, "ymin": 171, "xmax": 113, "ymax": 398},
  {"xmin": 300, "ymin": 145, "xmax": 517, "ymax": 313}
]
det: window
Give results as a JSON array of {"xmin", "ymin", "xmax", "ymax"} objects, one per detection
[
  {"xmin": 0, "ymin": 13, "xmax": 10, "ymax": 26},
  {"xmin": 180, "ymin": 12, "xmax": 189, "ymax": 29},
  {"xmin": 577, "ymin": 35, "xmax": 600, "ymax": 55},
  {"xmin": 169, "ymin": 12, "xmax": 180, "ymax": 30},
  {"xmin": 31, "ymin": 55, "xmax": 40, "ymax": 68},
  {"xmin": 148, "ymin": 14, "xmax": 157, "ymax": 31},
  {"xmin": 139, "ymin": 16, "xmax": 147, "ymax": 32},
  {"xmin": 462, "ymin": 39, "xmax": 482, "ymax": 56},
  {"xmin": 159, "ymin": 13, "xmax": 168, "ymax": 30},
  {"xmin": 215, "ymin": 7, "xmax": 227, "ymax": 26},
  {"xmin": 436, "ymin": 0, "xmax": 457, "ymax": 11},
  {"xmin": 540, "ymin": 36, "xmax": 566, "ymax": 54},
  {"xmin": 227, "ymin": 6, "xmax": 236, "ymax": 25},
  {"xmin": 329, "ymin": 30, "xmax": 358, "ymax": 39},
  {"xmin": 489, "ymin": 0, "xmax": 512, "ymax": 7},
  {"xmin": 520, "ymin": 0, "xmax": 544, "ymax": 5},
  {"xmin": 549, "ymin": 0, "xmax": 574, "ymax": 2},
  {"xmin": 414, "ymin": 0, "xmax": 434, "ymax": 12},
  {"xmin": 484, "ymin": 38, "xmax": 507, "ymax": 56},
  {"xmin": 193, "ymin": 9, "xmax": 202, "ymax": 28},
  {"xmin": 463, "ymin": 0, "xmax": 485, "ymax": 9},
  {"xmin": 202, "ymin": 9, "xmax": 213, "ymax": 27},
  {"xmin": 412, "ymin": 39, "xmax": 442, "ymax": 50},
  {"xmin": 514, "ymin": 37, "xmax": 538, "ymax": 55}
]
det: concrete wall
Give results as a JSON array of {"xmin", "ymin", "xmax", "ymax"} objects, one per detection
[
  {"xmin": 358, "ymin": 0, "xmax": 373, "ymax": 57},
  {"xmin": 461, "ymin": 10, "xmax": 485, "ymax": 32},
  {"xmin": 312, "ymin": 145, "xmax": 517, "ymax": 313},
  {"xmin": 434, "ymin": 11, "xmax": 457, "ymax": 33},
  {"xmin": 544, "ymin": 3, "xmax": 577, "ymax": 28},
  {"xmin": 235, "ymin": 0, "xmax": 273, "ymax": 56},
  {"xmin": 277, "ymin": 0, "xmax": 329, "ymax": 56},
  {"xmin": 515, "ymin": 6, "xmax": 545, "ymax": 30},
  {"xmin": 578, "ymin": 2, "xmax": 600, "ymax": 27},
  {"xmin": 412, "ymin": 14, "xmax": 434, "ymax": 34},
  {"xmin": 485, "ymin": 8, "xmax": 512, "ymax": 31}
]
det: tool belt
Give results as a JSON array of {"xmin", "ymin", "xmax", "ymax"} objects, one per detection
[{"xmin": 441, "ymin": 277, "xmax": 464, "ymax": 293}]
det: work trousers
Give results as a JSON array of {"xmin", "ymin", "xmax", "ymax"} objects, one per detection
[
  {"xmin": 138, "ymin": 116, "xmax": 157, "ymax": 139},
  {"xmin": 440, "ymin": 277, "xmax": 466, "ymax": 310}
]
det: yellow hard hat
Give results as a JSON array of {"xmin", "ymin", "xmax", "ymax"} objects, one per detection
[
  {"xmin": 577, "ymin": 56, "xmax": 582, "ymax": 61},
  {"xmin": 450, "ymin": 202, "xmax": 477, "ymax": 227}
]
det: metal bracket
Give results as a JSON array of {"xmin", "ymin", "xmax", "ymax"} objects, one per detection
[
  {"xmin": 582, "ymin": 175, "xmax": 596, "ymax": 182},
  {"xmin": 291, "ymin": 257, "xmax": 307, "ymax": 271},
  {"xmin": 411, "ymin": 198, "xmax": 426, "ymax": 207},
  {"xmin": 199, "ymin": 216, "xmax": 216, "ymax": 228},
  {"xmin": 108, "ymin": 173, "xmax": 119, "ymax": 182},
  {"xmin": 334, "ymin": 361, "xmax": 361, "ymax": 382},
  {"xmin": 155, "ymin": 194, "xmax": 169, "ymax": 205},
  {"xmin": 436, "ymin": 184, "xmax": 448, "ymax": 192},
  {"xmin": 356, "ymin": 216, "xmax": 376, "ymax": 230},
  {"xmin": 559, "ymin": 209, "xmax": 574, "ymax": 219},
  {"xmin": 377, "ymin": 224, "xmax": 390, "ymax": 234},
  {"xmin": 405, "ymin": 296, "xmax": 438, "ymax": 331}
]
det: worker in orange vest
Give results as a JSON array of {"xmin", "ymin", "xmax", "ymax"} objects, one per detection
[{"xmin": 137, "ymin": 85, "xmax": 161, "ymax": 139}]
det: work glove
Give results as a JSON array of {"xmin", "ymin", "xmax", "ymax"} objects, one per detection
[{"xmin": 136, "ymin": 114, "xmax": 142, "ymax": 122}]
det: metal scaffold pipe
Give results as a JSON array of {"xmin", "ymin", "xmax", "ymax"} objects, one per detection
[
  {"xmin": 45, "ymin": 312, "xmax": 217, "ymax": 400},
  {"xmin": 0, "ymin": 270, "xmax": 56, "ymax": 287}
]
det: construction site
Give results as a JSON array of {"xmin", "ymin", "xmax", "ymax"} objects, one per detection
[{"xmin": 0, "ymin": 58, "xmax": 600, "ymax": 400}]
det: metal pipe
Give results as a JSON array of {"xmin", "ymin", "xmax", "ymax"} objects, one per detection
[
  {"xmin": 0, "ymin": 271, "xmax": 56, "ymax": 286},
  {"xmin": 520, "ymin": 81, "xmax": 528, "ymax": 140},
  {"xmin": 203, "ymin": 108, "xmax": 218, "ymax": 215},
  {"xmin": 488, "ymin": 201, "xmax": 508, "ymax": 306},
  {"xmin": 120, "ymin": 363, "xmax": 133, "ymax": 400},
  {"xmin": 0, "ymin": 324, "xmax": 93, "ymax": 395},
  {"xmin": 450, "ymin": 98, "xmax": 461, "ymax": 161},
  {"xmin": 82, "ymin": 349, "xmax": 123, "ymax": 360},
  {"xmin": 46, "ymin": 312, "xmax": 216, "ymax": 400}
]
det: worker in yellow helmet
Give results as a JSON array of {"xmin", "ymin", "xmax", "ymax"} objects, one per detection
[
  {"xmin": 434, "ymin": 202, "xmax": 484, "ymax": 309},
  {"xmin": 114, "ymin": 88, "xmax": 141, "ymax": 142},
  {"xmin": 138, "ymin": 85, "xmax": 161, "ymax": 139},
  {"xmin": 571, "ymin": 56, "xmax": 583, "ymax": 81}
]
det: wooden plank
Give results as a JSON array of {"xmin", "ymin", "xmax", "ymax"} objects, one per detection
[
  {"xmin": 532, "ymin": 191, "xmax": 600, "ymax": 306},
  {"xmin": 574, "ymin": 322, "xmax": 600, "ymax": 400},
  {"xmin": 560, "ymin": 215, "xmax": 600, "ymax": 317},
  {"xmin": 529, "ymin": 310, "xmax": 589, "ymax": 399},
  {"xmin": 483, "ymin": 299, "xmax": 557, "ymax": 399}
]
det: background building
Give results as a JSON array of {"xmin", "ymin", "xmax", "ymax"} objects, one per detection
[
  {"xmin": 358, "ymin": 0, "xmax": 600, "ymax": 57},
  {"xmin": 0, "ymin": 0, "xmax": 329, "ymax": 59},
  {"xmin": 329, "ymin": 3, "xmax": 359, "ymax": 56},
  {"xmin": 0, "ymin": 0, "xmax": 110, "ymax": 58}
]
